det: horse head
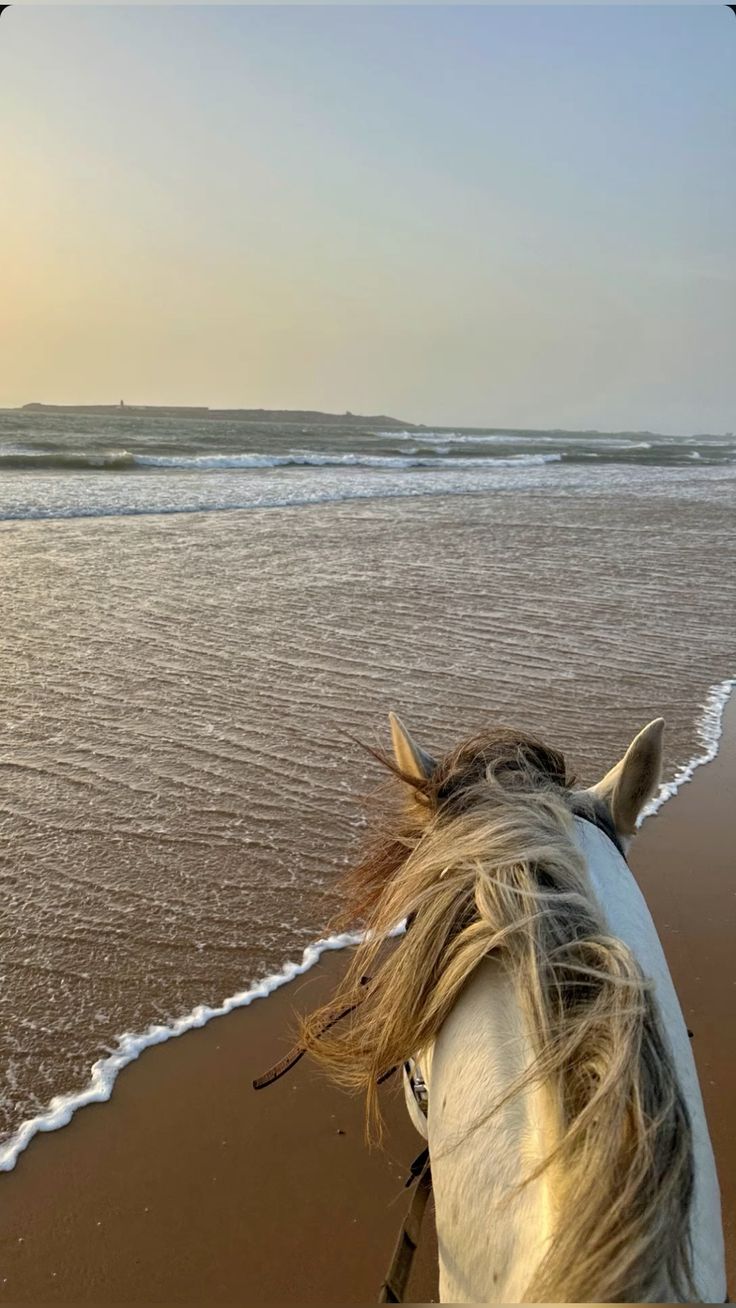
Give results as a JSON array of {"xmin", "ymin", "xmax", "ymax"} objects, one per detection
[{"xmin": 302, "ymin": 714, "xmax": 724, "ymax": 1303}]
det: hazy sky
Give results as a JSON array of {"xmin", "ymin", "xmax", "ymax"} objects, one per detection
[{"xmin": 1, "ymin": 6, "xmax": 734, "ymax": 432}]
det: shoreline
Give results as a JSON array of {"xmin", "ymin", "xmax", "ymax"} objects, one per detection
[
  {"xmin": 0, "ymin": 945, "xmax": 440, "ymax": 1304},
  {"xmin": 1, "ymin": 677, "xmax": 733, "ymax": 1178},
  {"xmin": 0, "ymin": 693, "xmax": 733, "ymax": 1299}
]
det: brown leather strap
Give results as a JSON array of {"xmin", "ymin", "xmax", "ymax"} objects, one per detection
[
  {"xmin": 253, "ymin": 977, "xmax": 431, "ymax": 1303},
  {"xmin": 404, "ymin": 1146, "xmax": 429, "ymax": 1187},
  {"xmin": 252, "ymin": 1041, "xmax": 312, "ymax": 1090},
  {"xmin": 252, "ymin": 976, "xmax": 372, "ymax": 1090},
  {"xmin": 378, "ymin": 1158, "xmax": 432, "ymax": 1303}
]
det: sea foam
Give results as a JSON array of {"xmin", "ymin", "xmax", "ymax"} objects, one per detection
[
  {"xmin": 639, "ymin": 677, "xmax": 736, "ymax": 821},
  {"xmin": 0, "ymin": 680, "xmax": 733, "ymax": 1173}
]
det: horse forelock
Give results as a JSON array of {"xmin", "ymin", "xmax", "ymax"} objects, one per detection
[
  {"xmin": 341, "ymin": 726, "xmax": 573, "ymax": 924},
  {"xmin": 429, "ymin": 727, "xmax": 575, "ymax": 810}
]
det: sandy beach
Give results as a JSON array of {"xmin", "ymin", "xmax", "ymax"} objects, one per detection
[
  {"xmin": 0, "ymin": 692, "xmax": 733, "ymax": 1303},
  {"xmin": 0, "ymin": 942, "xmax": 439, "ymax": 1304}
]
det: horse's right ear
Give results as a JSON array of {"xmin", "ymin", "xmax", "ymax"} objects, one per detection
[
  {"xmin": 587, "ymin": 718, "xmax": 665, "ymax": 840},
  {"xmin": 388, "ymin": 712, "xmax": 436, "ymax": 786}
]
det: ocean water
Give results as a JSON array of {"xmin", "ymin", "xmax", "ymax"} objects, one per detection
[
  {"xmin": 0, "ymin": 411, "xmax": 734, "ymax": 1163},
  {"xmin": 0, "ymin": 410, "xmax": 733, "ymax": 521}
]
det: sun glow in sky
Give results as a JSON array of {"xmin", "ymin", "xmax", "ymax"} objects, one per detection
[{"xmin": 1, "ymin": 5, "xmax": 734, "ymax": 431}]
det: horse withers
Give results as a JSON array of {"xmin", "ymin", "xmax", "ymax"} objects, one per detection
[{"xmin": 302, "ymin": 714, "xmax": 726, "ymax": 1303}]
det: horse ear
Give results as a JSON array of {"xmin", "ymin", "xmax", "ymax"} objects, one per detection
[
  {"xmin": 588, "ymin": 718, "xmax": 665, "ymax": 838},
  {"xmin": 388, "ymin": 712, "xmax": 436, "ymax": 785}
]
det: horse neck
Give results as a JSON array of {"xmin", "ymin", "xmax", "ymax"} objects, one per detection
[
  {"xmin": 424, "ymin": 956, "xmax": 560, "ymax": 1303},
  {"xmin": 422, "ymin": 821, "xmax": 725, "ymax": 1304},
  {"xmin": 573, "ymin": 818, "xmax": 726, "ymax": 1305}
]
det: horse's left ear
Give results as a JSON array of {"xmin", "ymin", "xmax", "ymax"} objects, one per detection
[
  {"xmin": 587, "ymin": 718, "xmax": 665, "ymax": 838},
  {"xmin": 388, "ymin": 712, "xmax": 436, "ymax": 785}
]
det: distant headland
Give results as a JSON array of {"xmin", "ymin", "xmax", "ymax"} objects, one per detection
[{"xmin": 20, "ymin": 403, "xmax": 417, "ymax": 429}]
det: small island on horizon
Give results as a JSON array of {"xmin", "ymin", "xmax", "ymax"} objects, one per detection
[
  {"xmin": 12, "ymin": 405, "xmax": 728, "ymax": 442},
  {"xmin": 19, "ymin": 402, "xmax": 418, "ymax": 429}
]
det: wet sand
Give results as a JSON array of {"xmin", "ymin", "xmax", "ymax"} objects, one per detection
[
  {"xmin": 0, "ymin": 695, "xmax": 733, "ymax": 1303},
  {"xmin": 0, "ymin": 946, "xmax": 438, "ymax": 1304}
]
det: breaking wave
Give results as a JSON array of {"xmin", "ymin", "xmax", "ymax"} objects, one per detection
[{"xmin": 0, "ymin": 448, "xmax": 562, "ymax": 473}]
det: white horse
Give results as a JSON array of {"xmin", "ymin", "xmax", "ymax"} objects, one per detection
[{"xmin": 304, "ymin": 715, "xmax": 726, "ymax": 1303}]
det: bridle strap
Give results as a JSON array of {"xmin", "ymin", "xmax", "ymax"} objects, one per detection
[
  {"xmin": 378, "ymin": 1154, "xmax": 432, "ymax": 1303},
  {"xmin": 572, "ymin": 807, "xmax": 626, "ymax": 858},
  {"xmin": 252, "ymin": 975, "xmax": 372, "ymax": 1090}
]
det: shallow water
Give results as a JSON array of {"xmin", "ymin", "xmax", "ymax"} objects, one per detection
[{"xmin": 0, "ymin": 453, "xmax": 734, "ymax": 1144}]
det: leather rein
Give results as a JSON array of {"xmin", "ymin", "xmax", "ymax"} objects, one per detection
[{"xmin": 252, "ymin": 976, "xmax": 425, "ymax": 1302}]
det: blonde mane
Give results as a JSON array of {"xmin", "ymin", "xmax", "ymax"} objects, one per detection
[{"xmin": 302, "ymin": 729, "xmax": 695, "ymax": 1303}]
